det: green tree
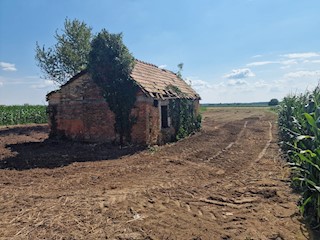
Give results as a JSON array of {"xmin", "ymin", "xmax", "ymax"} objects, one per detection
[
  {"xmin": 268, "ymin": 98, "xmax": 279, "ymax": 106},
  {"xmin": 177, "ymin": 63, "xmax": 184, "ymax": 78},
  {"xmin": 87, "ymin": 29, "xmax": 137, "ymax": 145},
  {"xmin": 35, "ymin": 18, "xmax": 92, "ymax": 85}
]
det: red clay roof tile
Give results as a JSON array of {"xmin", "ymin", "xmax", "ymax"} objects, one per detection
[
  {"xmin": 47, "ymin": 60, "xmax": 200, "ymax": 100},
  {"xmin": 131, "ymin": 60, "xmax": 200, "ymax": 99}
]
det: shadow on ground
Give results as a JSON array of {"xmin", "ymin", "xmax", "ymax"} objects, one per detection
[
  {"xmin": 1, "ymin": 138, "xmax": 144, "ymax": 171},
  {"xmin": 0, "ymin": 125, "xmax": 48, "ymax": 137}
]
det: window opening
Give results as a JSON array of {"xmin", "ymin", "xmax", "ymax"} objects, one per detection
[{"xmin": 161, "ymin": 105, "xmax": 169, "ymax": 128}]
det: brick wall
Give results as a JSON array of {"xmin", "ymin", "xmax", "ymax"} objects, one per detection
[
  {"xmin": 193, "ymin": 99, "xmax": 200, "ymax": 115},
  {"xmin": 130, "ymin": 94, "xmax": 161, "ymax": 145},
  {"xmin": 47, "ymin": 74, "xmax": 163, "ymax": 145},
  {"xmin": 146, "ymin": 102, "xmax": 161, "ymax": 144},
  {"xmin": 47, "ymin": 74, "xmax": 116, "ymax": 142},
  {"xmin": 47, "ymin": 73, "xmax": 199, "ymax": 145}
]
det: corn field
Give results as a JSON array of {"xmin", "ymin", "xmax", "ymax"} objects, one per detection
[
  {"xmin": 278, "ymin": 85, "xmax": 320, "ymax": 229},
  {"xmin": 0, "ymin": 105, "xmax": 47, "ymax": 125}
]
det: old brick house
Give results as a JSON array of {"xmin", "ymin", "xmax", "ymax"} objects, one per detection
[{"xmin": 46, "ymin": 60, "xmax": 200, "ymax": 145}]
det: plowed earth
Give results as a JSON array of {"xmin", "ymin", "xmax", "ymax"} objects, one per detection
[{"xmin": 0, "ymin": 108, "xmax": 312, "ymax": 239}]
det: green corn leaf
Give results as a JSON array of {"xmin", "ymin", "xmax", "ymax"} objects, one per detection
[
  {"xmin": 296, "ymin": 177, "xmax": 320, "ymax": 192},
  {"xmin": 300, "ymin": 150, "xmax": 317, "ymax": 158},
  {"xmin": 296, "ymin": 135, "xmax": 315, "ymax": 141},
  {"xmin": 299, "ymin": 195, "xmax": 313, "ymax": 215},
  {"xmin": 296, "ymin": 152, "xmax": 320, "ymax": 172},
  {"xmin": 304, "ymin": 113, "xmax": 317, "ymax": 128},
  {"xmin": 290, "ymin": 166, "xmax": 310, "ymax": 175}
]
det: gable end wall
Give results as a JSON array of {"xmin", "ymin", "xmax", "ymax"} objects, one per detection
[{"xmin": 47, "ymin": 74, "xmax": 116, "ymax": 142}]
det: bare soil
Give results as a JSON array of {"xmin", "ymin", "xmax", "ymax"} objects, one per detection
[{"xmin": 0, "ymin": 108, "xmax": 313, "ymax": 239}]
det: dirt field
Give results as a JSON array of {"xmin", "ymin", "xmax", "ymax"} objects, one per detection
[{"xmin": 0, "ymin": 107, "xmax": 314, "ymax": 239}]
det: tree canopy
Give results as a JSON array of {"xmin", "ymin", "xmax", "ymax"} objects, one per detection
[
  {"xmin": 35, "ymin": 18, "xmax": 92, "ymax": 85},
  {"xmin": 88, "ymin": 29, "xmax": 137, "ymax": 145},
  {"xmin": 268, "ymin": 98, "xmax": 279, "ymax": 106},
  {"xmin": 87, "ymin": 29, "xmax": 135, "ymax": 87}
]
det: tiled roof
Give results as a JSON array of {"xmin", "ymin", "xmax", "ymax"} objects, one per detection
[
  {"xmin": 131, "ymin": 60, "xmax": 200, "ymax": 100},
  {"xmin": 47, "ymin": 60, "xmax": 200, "ymax": 100}
]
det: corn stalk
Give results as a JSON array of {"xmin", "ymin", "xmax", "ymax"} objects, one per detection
[
  {"xmin": 278, "ymin": 85, "xmax": 320, "ymax": 228},
  {"xmin": 0, "ymin": 105, "xmax": 47, "ymax": 126}
]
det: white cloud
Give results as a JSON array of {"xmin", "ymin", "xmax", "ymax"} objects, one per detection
[
  {"xmin": 282, "ymin": 52, "xmax": 320, "ymax": 59},
  {"xmin": 248, "ymin": 59, "xmax": 299, "ymax": 68},
  {"xmin": 247, "ymin": 58, "xmax": 300, "ymax": 69},
  {"xmin": 0, "ymin": 62, "xmax": 17, "ymax": 71},
  {"xmin": 284, "ymin": 70, "xmax": 320, "ymax": 79},
  {"xmin": 247, "ymin": 61, "xmax": 276, "ymax": 67},
  {"xmin": 158, "ymin": 64, "xmax": 167, "ymax": 69},
  {"xmin": 31, "ymin": 79, "xmax": 56, "ymax": 89},
  {"xmin": 279, "ymin": 59, "xmax": 298, "ymax": 69},
  {"xmin": 199, "ymin": 51, "xmax": 320, "ymax": 103},
  {"xmin": 0, "ymin": 81, "xmax": 3, "ymax": 87},
  {"xmin": 280, "ymin": 59, "xmax": 298, "ymax": 65},
  {"xmin": 190, "ymin": 79, "xmax": 213, "ymax": 90},
  {"xmin": 254, "ymin": 80, "xmax": 270, "ymax": 88},
  {"xmin": 224, "ymin": 68, "xmax": 255, "ymax": 79},
  {"xmin": 303, "ymin": 59, "xmax": 320, "ymax": 64},
  {"xmin": 227, "ymin": 79, "xmax": 248, "ymax": 86},
  {"xmin": 252, "ymin": 54, "xmax": 263, "ymax": 58}
]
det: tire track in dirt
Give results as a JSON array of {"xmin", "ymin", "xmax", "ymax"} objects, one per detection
[
  {"xmin": 120, "ymin": 115, "xmax": 307, "ymax": 239},
  {"xmin": 95, "ymin": 116, "xmax": 289, "ymax": 239},
  {"xmin": 255, "ymin": 121, "xmax": 273, "ymax": 163},
  {"xmin": 0, "ymin": 109, "xmax": 310, "ymax": 239},
  {"xmin": 205, "ymin": 120, "xmax": 248, "ymax": 162},
  {"xmin": 163, "ymin": 120, "xmax": 245, "ymax": 161}
]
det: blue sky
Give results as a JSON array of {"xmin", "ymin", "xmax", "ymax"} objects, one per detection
[{"xmin": 1, "ymin": 0, "xmax": 320, "ymax": 104}]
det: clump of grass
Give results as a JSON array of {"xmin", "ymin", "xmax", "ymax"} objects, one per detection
[{"xmin": 147, "ymin": 145, "xmax": 159, "ymax": 154}]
